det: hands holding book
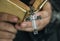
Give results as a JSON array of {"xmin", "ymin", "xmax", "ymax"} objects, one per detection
[{"xmin": 0, "ymin": 0, "xmax": 52, "ymax": 41}]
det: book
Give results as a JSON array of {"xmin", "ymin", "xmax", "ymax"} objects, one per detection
[{"xmin": 0, "ymin": 0, "xmax": 45, "ymax": 23}]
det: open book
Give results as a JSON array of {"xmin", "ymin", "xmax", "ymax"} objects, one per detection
[{"xmin": 0, "ymin": 0, "xmax": 46, "ymax": 23}]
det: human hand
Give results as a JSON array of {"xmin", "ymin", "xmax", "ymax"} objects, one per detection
[
  {"xmin": 15, "ymin": 2, "xmax": 52, "ymax": 32},
  {"xmin": 0, "ymin": 12, "xmax": 18, "ymax": 41}
]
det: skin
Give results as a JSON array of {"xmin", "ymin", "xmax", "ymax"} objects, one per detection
[
  {"xmin": 15, "ymin": 2, "xmax": 52, "ymax": 32},
  {"xmin": 0, "ymin": 1, "xmax": 52, "ymax": 41},
  {"xmin": 0, "ymin": 14, "xmax": 18, "ymax": 41}
]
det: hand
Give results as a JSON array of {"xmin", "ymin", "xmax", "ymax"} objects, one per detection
[
  {"xmin": 0, "ymin": 13, "xmax": 18, "ymax": 41},
  {"xmin": 15, "ymin": 2, "xmax": 52, "ymax": 32}
]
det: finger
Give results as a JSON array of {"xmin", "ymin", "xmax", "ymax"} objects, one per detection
[
  {"xmin": 15, "ymin": 21, "xmax": 36, "ymax": 32},
  {"xmin": 0, "ymin": 39, "xmax": 12, "ymax": 41},
  {"xmin": 15, "ymin": 24, "xmax": 33, "ymax": 32},
  {"xmin": 0, "ymin": 22, "xmax": 17, "ymax": 34},
  {"xmin": 15, "ymin": 15, "xmax": 51, "ymax": 32},
  {"xmin": 0, "ymin": 31, "xmax": 15, "ymax": 39},
  {"xmin": 0, "ymin": 12, "xmax": 18, "ymax": 23},
  {"xmin": 15, "ymin": 11, "xmax": 51, "ymax": 32},
  {"xmin": 35, "ymin": 11, "xmax": 51, "ymax": 19}
]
